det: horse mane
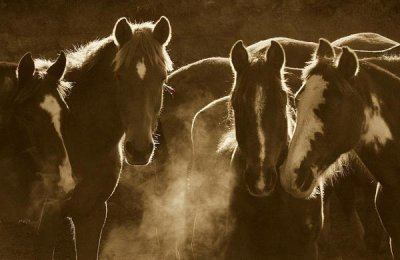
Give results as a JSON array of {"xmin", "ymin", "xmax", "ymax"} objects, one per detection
[
  {"xmin": 33, "ymin": 37, "xmax": 116, "ymax": 99},
  {"xmin": 113, "ymin": 21, "xmax": 173, "ymax": 72},
  {"xmin": 28, "ymin": 60, "xmax": 72, "ymax": 100},
  {"xmin": 32, "ymin": 19, "xmax": 173, "ymax": 101},
  {"xmin": 36, "ymin": 36, "xmax": 114, "ymax": 77}
]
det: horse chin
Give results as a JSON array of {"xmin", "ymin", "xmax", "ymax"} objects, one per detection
[
  {"xmin": 124, "ymin": 154, "xmax": 151, "ymax": 166},
  {"xmin": 282, "ymin": 176, "xmax": 317, "ymax": 199},
  {"xmin": 247, "ymin": 186, "xmax": 275, "ymax": 198},
  {"xmin": 246, "ymin": 174, "xmax": 277, "ymax": 198}
]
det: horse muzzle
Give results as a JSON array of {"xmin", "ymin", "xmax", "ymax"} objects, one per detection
[
  {"xmin": 124, "ymin": 140, "xmax": 154, "ymax": 166},
  {"xmin": 244, "ymin": 165, "xmax": 277, "ymax": 197}
]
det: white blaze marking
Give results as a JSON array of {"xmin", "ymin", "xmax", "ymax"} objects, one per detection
[
  {"xmin": 285, "ymin": 75, "xmax": 328, "ymax": 181},
  {"xmin": 254, "ymin": 85, "xmax": 266, "ymax": 190},
  {"xmin": 361, "ymin": 94, "xmax": 393, "ymax": 151},
  {"xmin": 40, "ymin": 95, "xmax": 75, "ymax": 193},
  {"xmin": 136, "ymin": 57, "xmax": 146, "ymax": 80}
]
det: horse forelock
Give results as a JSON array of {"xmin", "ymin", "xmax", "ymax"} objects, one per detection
[
  {"xmin": 113, "ymin": 21, "xmax": 173, "ymax": 73},
  {"xmin": 227, "ymin": 57, "xmax": 290, "ymax": 128}
]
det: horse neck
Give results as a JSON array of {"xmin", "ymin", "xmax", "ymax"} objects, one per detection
[
  {"xmin": 58, "ymin": 40, "xmax": 125, "ymax": 160},
  {"xmin": 64, "ymin": 40, "xmax": 117, "ymax": 90},
  {"xmin": 357, "ymin": 63, "xmax": 400, "ymax": 119},
  {"xmin": 64, "ymin": 41, "xmax": 119, "ymax": 113},
  {"xmin": 353, "ymin": 66, "xmax": 400, "ymax": 177}
]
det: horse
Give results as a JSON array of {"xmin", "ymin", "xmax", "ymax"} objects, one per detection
[
  {"xmin": 280, "ymin": 38, "xmax": 400, "ymax": 258},
  {"xmin": 29, "ymin": 16, "xmax": 173, "ymax": 259},
  {"xmin": 185, "ymin": 40, "xmax": 322, "ymax": 259},
  {"xmin": 0, "ymin": 52, "xmax": 72, "ymax": 258}
]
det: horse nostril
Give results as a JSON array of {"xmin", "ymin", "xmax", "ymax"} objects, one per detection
[
  {"xmin": 125, "ymin": 141, "xmax": 153, "ymax": 159},
  {"xmin": 295, "ymin": 168, "xmax": 312, "ymax": 192},
  {"xmin": 125, "ymin": 141, "xmax": 135, "ymax": 155}
]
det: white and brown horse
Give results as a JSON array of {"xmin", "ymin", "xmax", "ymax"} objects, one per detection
[{"xmin": 281, "ymin": 39, "xmax": 400, "ymax": 258}]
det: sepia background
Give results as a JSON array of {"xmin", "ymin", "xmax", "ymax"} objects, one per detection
[
  {"xmin": 1, "ymin": 0, "xmax": 400, "ymax": 65},
  {"xmin": 1, "ymin": 0, "xmax": 399, "ymax": 259}
]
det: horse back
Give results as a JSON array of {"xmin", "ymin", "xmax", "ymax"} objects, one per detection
[{"xmin": 332, "ymin": 32, "xmax": 398, "ymax": 50}]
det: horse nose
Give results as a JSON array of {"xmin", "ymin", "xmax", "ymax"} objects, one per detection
[
  {"xmin": 244, "ymin": 166, "xmax": 276, "ymax": 197},
  {"xmin": 124, "ymin": 141, "xmax": 154, "ymax": 165},
  {"xmin": 296, "ymin": 168, "xmax": 315, "ymax": 192}
]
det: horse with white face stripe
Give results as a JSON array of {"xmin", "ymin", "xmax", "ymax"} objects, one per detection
[
  {"xmin": 113, "ymin": 17, "xmax": 172, "ymax": 166},
  {"xmin": 15, "ymin": 52, "xmax": 73, "ymax": 195},
  {"xmin": 221, "ymin": 40, "xmax": 322, "ymax": 259},
  {"xmin": 230, "ymin": 40, "xmax": 289, "ymax": 196},
  {"xmin": 280, "ymin": 38, "xmax": 400, "ymax": 258},
  {"xmin": 0, "ymin": 51, "xmax": 72, "ymax": 258}
]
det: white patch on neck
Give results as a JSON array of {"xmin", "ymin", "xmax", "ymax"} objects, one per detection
[
  {"xmin": 39, "ymin": 95, "xmax": 75, "ymax": 193},
  {"xmin": 286, "ymin": 75, "xmax": 328, "ymax": 177},
  {"xmin": 254, "ymin": 85, "xmax": 266, "ymax": 190},
  {"xmin": 361, "ymin": 94, "xmax": 393, "ymax": 152},
  {"xmin": 136, "ymin": 57, "xmax": 146, "ymax": 80}
]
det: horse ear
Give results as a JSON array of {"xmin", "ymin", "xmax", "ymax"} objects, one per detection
[
  {"xmin": 338, "ymin": 47, "xmax": 359, "ymax": 78},
  {"xmin": 230, "ymin": 40, "xmax": 249, "ymax": 73},
  {"xmin": 47, "ymin": 51, "xmax": 66, "ymax": 81},
  {"xmin": 153, "ymin": 16, "xmax": 171, "ymax": 45},
  {"xmin": 316, "ymin": 38, "xmax": 335, "ymax": 59},
  {"xmin": 17, "ymin": 52, "xmax": 35, "ymax": 86},
  {"xmin": 267, "ymin": 41, "xmax": 285, "ymax": 70},
  {"xmin": 113, "ymin": 17, "xmax": 132, "ymax": 47}
]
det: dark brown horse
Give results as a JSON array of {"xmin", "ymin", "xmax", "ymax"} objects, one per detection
[
  {"xmin": 187, "ymin": 41, "xmax": 322, "ymax": 259},
  {"xmin": 30, "ymin": 16, "xmax": 173, "ymax": 259},
  {"xmin": 280, "ymin": 39, "xmax": 400, "ymax": 259},
  {"xmin": 0, "ymin": 52, "xmax": 71, "ymax": 258}
]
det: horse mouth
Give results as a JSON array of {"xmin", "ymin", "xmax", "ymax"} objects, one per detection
[
  {"xmin": 123, "ymin": 147, "xmax": 153, "ymax": 166},
  {"xmin": 281, "ymin": 175, "xmax": 317, "ymax": 199}
]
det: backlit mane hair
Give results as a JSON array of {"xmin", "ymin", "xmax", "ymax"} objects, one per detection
[
  {"xmin": 33, "ymin": 37, "xmax": 116, "ymax": 98},
  {"xmin": 27, "ymin": 59, "xmax": 72, "ymax": 100},
  {"xmin": 66, "ymin": 37, "xmax": 115, "ymax": 71},
  {"xmin": 113, "ymin": 21, "xmax": 173, "ymax": 72},
  {"xmin": 35, "ymin": 37, "xmax": 115, "ymax": 74}
]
